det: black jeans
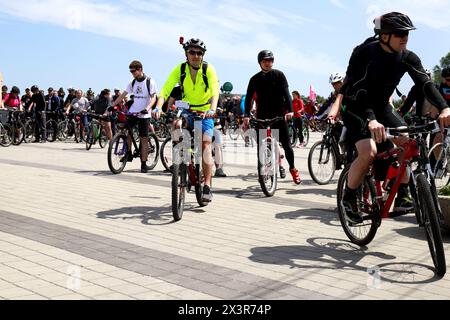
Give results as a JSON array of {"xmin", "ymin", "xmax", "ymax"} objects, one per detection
[
  {"xmin": 293, "ymin": 117, "xmax": 304, "ymax": 144},
  {"xmin": 34, "ymin": 110, "xmax": 46, "ymax": 140}
]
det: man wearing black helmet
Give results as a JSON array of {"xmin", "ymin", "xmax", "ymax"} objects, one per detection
[
  {"xmin": 328, "ymin": 12, "xmax": 450, "ymax": 224},
  {"xmin": 28, "ymin": 85, "xmax": 47, "ymax": 142},
  {"xmin": 154, "ymin": 37, "xmax": 220, "ymax": 202},
  {"xmin": 243, "ymin": 50, "xmax": 302, "ymax": 185}
]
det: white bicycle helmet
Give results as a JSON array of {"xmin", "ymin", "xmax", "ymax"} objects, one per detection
[{"xmin": 329, "ymin": 72, "xmax": 345, "ymax": 84}]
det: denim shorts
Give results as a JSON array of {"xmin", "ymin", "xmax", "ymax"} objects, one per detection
[{"xmin": 182, "ymin": 110, "xmax": 214, "ymax": 137}]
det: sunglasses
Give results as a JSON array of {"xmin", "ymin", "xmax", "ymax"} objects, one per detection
[
  {"xmin": 392, "ymin": 31, "xmax": 409, "ymax": 38},
  {"xmin": 129, "ymin": 69, "xmax": 138, "ymax": 73},
  {"xmin": 188, "ymin": 50, "xmax": 204, "ymax": 57}
]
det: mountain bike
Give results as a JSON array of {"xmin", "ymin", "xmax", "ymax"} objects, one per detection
[
  {"xmin": 428, "ymin": 128, "xmax": 450, "ymax": 189},
  {"xmin": 85, "ymin": 113, "xmax": 109, "ymax": 150},
  {"xmin": 250, "ymin": 116, "xmax": 285, "ymax": 197},
  {"xmin": 336, "ymin": 118, "xmax": 446, "ymax": 276},
  {"xmin": 107, "ymin": 112, "xmax": 159, "ymax": 174}
]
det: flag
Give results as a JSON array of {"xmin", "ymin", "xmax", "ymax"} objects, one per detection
[{"xmin": 309, "ymin": 85, "xmax": 317, "ymax": 103}]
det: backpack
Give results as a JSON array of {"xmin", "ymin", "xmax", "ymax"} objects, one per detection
[
  {"xmin": 179, "ymin": 61, "xmax": 209, "ymax": 98},
  {"xmin": 131, "ymin": 76, "xmax": 152, "ymax": 96}
]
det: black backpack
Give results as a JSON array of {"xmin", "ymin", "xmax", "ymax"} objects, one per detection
[{"xmin": 179, "ymin": 61, "xmax": 209, "ymax": 98}]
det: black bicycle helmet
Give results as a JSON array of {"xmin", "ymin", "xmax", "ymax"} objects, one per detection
[
  {"xmin": 31, "ymin": 85, "xmax": 39, "ymax": 92},
  {"xmin": 11, "ymin": 86, "xmax": 20, "ymax": 94},
  {"xmin": 442, "ymin": 67, "xmax": 450, "ymax": 78},
  {"xmin": 374, "ymin": 12, "xmax": 416, "ymax": 34},
  {"xmin": 258, "ymin": 50, "xmax": 274, "ymax": 63},
  {"xmin": 183, "ymin": 38, "xmax": 207, "ymax": 52}
]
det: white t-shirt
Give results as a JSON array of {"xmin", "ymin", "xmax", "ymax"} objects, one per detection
[
  {"xmin": 71, "ymin": 97, "xmax": 90, "ymax": 112},
  {"xmin": 126, "ymin": 77, "xmax": 157, "ymax": 119}
]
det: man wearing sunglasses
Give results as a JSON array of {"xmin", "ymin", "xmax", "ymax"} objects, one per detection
[
  {"xmin": 112, "ymin": 60, "xmax": 158, "ymax": 173},
  {"xmin": 327, "ymin": 11, "xmax": 450, "ymax": 224},
  {"xmin": 154, "ymin": 38, "xmax": 220, "ymax": 203}
]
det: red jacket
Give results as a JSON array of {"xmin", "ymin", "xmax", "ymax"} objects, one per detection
[{"xmin": 292, "ymin": 98, "xmax": 304, "ymax": 117}]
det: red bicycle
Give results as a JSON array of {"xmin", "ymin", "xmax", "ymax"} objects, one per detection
[{"xmin": 337, "ymin": 118, "xmax": 446, "ymax": 276}]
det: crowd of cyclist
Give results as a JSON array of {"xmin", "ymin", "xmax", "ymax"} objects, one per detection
[{"xmin": 1, "ymin": 11, "xmax": 450, "ymax": 220}]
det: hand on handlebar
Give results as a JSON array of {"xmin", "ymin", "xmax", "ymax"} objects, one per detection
[
  {"xmin": 285, "ymin": 112, "xmax": 294, "ymax": 121},
  {"xmin": 368, "ymin": 119, "xmax": 387, "ymax": 144},
  {"xmin": 439, "ymin": 108, "xmax": 450, "ymax": 132}
]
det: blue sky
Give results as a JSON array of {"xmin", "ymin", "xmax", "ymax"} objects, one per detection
[{"xmin": 1, "ymin": 0, "xmax": 449, "ymax": 98}]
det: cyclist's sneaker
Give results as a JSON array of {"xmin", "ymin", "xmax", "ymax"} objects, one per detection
[
  {"xmin": 214, "ymin": 168, "xmax": 227, "ymax": 177},
  {"xmin": 279, "ymin": 166, "xmax": 286, "ymax": 179},
  {"xmin": 290, "ymin": 168, "xmax": 302, "ymax": 185},
  {"xmin": 120, "ymin": 151, "xmax": 133, "ymax": 163},
  {"xmin": 340, "ymin": 195, "xmax": 363, "ymax": 224},
  {"xmin": 393, "ymin": 195, "xmax": 414, "ymax": 213},
  {"xmin": 202, "ymin": 185, "xmax": 213, "ymax": 202}
]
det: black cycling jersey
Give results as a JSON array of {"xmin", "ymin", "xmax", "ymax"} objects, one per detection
[
  {"xmin": 341, "ymin": 39, "xmax": 448, "ymax": 121},
  {"xmin": 30, "ymin": 92, "xmax": 46, "ymax": 111},
  {"xmin": 244, "ymin": 69, "xmax": 292, "ymax": 119},
  {"xmin": 92, "ymin": 95, "xmax": 111, "ymax": 115}
]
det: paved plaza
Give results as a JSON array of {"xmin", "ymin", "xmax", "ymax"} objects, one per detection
[{"xmin": 0, "ymin": 132, "xmax": 450, "ymax": 300}]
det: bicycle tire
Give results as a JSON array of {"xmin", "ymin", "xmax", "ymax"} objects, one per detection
[
  {"xmin": 172, "ymin": 163, "xmax": 187, "ymax": 221},
  {"xmin": 11, "ymin": 122, "xmax": 25, "ymax": 146},
  {"xmin": 85, "ymin": 123, "xmax": 95, "ymax": 150},
  {"xmin": 23, "ymin": 120, "xmax": 34, "ymax": 143},
  {"xmin": 337, "ymin": 166, "xmax": 379, "ymax": 246},
  {"xmin": 416, "ymin": 173, "xmax": 446, "ymax": 276},
  {"xmin": 428, "ymin": 142, "xmax": 450, "ymax": 189},
  {"xmin": 0, "ymin": 123, "xmax": 13, "ymax": 147},
  {"xmin": 288, "ymin": 124, "xmax": 297, "ymax": 148},
  {"xmin": 98, "ymin": 127, "xmax": 108, "ymax": 149},
  {"xmin": 194, "ymin": 164, "xmax": 209, "ymax": 207},
  {"xmin": 409, "ymin": 177, "xmax": 423, "ymax": 226},
  {"xmin": 258, "ymin": 138, "xmax": 278, "ymax": 197},
  {"xmin": 45, "ymin": 120, "xmax": 57, "ymax": 143},
  {"xmin": 107, "ymin": 133, "xmax": 128, "ymax": 174},
  {"xmin": 160, "ymin": 137, "xmax": 173, "ymax": 172},
  {"xmin": 303, "ymin": 126, "xmax": 310, "ymax": 147},
  {"xmin": 308, "ymin": 141, "xmax": 336, "ymax": 185}
]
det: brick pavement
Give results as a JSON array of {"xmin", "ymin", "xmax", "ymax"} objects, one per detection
[{"xmin": 0, "ymin": 133, "xmax": 449, "ymax": 300}]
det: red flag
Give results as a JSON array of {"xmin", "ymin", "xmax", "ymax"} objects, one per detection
[{"xmin": 309, "ymin": 85, "xmax": 317, "ymax": 103}]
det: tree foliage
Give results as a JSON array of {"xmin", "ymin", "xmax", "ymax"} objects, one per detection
[{"xmin": 433, "ymin": 52, "xmax": 450, "ymax": 84}]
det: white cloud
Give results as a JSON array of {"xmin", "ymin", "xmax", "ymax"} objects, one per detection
[
  {"xmin": 330, "ymin": 0, "xmax": 346, "ymax": 9},
  {"xmin": 0, "ymin": 0, "xmax": 340, "ymax": 75},
  {"xmin": 366, "ymin": 0, "xmax": 450, "ymax": 32}
]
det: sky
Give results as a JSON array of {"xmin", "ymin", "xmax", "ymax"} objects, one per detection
[{"xmin": 0, "ymin": 0, "xmax": 449, "ymax": 99}]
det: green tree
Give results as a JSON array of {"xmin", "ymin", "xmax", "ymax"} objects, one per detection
[{"xmin": 433, "ymin": 52, "xmax": 450, "ymax": 84}]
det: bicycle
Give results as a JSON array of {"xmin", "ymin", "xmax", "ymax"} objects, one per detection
[
  {"xmin": 44, "ymin": 111, "xmax": 59, "ymax": 143},
  {"xmin": 336, "ymin": 118, "xmax": 446, "ymax": 276},
  {"xmin": 85, "ymin": 113, "xmax": 109, "ymax": 150},
  {"xmin": 288, "ymin": 116, "xmax": 310, "ymax": 148},
  {"xmin": 107, "ymin": 112, "xmax": 160, "ymax": 174},
  {"xmin": 428, "ymin": 128, "xmax": 450, "ymax": 189},
  {"xmin": 250, "ymin": 116, "xmax": 285, "ymax": 197},
  {"xmin": 308, "ymin": 120, "xmax": 347, "ymax": 185},
  {"xmin": 7, "ymin": 109, "xmax": 26, "ymax": 146},
  {"xmin": 0, "ymin": 109, "xmax": 12, "ymax": 147},
  {"xmin": 171, "ymin": 108, "xmax": 211, "ymax": 221}
]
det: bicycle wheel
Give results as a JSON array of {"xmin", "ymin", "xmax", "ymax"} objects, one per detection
[
  {"xmin": 409, "ymin": 177, "xmax": 423, "ymax": 226},
  {"xmin": 194, "ymin": 164, "xmax": 209, "ymax": 207},
  {"xmin": 172, "ymin": 163, "xmax": 187, "ymax": 221},
  {"xmin": 337, "ymin": 166, "xmax": 379, "ymax": 246},
  {"xmin": 228, "ymin": 123, "xmax": 240, "ymax": 140},
  {"xmin": 0, "ymin": 124, "xmax": 12, "ymax": 147},
  {"xmin": 45, "ymin": 120, "xmax": 57, "ymax": 143},
  {"xmin": 143, "ymin": 133, "xmax": 160, "ymax": 170},
  {"xmin": 308, "ymin": 141, "xmax": 336, "ymax": 185},
  {"xmin": 428, "ymin": 142, "xmax": 450, "ymax": 189},
  {"xmin": 98, "ymin": 127, "xmax": 108, "ymax": 149},
  {"xmin": 107, "ymin": 133, "xmax": 128, "ymax": 174},
  {"xmin": 302, "ymin": 126, "xmax": 310, "ymax": 147},
  {"xmin": 288, "ymin": 124, "xmax": 297, "ymax": 148},
  {"xmin": 23, "ymin": 120, "xmax": 34, "ymax": 143},
  {"xmin": 85, "ymin": 123, "xmax": 95, "ymax": 150},
  {"xmin": 11, "ymin": 123, "xmax": 25, "ymax": 146},
  {"xmin": 416, "ymin": 173, "xmax": 446, "ymax": 276},
  {"xmin": 160, "ymin": 137, "xmax": 173, "ymax": 172},
  {"xmin": 257, "ymin": 138, "xmax": 278, "ymax": 197}
]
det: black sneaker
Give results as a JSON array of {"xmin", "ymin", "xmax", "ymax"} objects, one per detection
[
  {"xmin": 214, "ymin": 168, "xmax": 227, "ymax": 177},
  {"xmin": 120, "ymin": 151, "xmax": 133, "ymax": 163},
  {"xmin": 141, "ymin": 163, "xmax": 151, "ymax": 173},
  {"xmin": 393, "ymin": 196, "xmax": 414, "ymax": 213},
  {"xmin": 340, "ymin": 194, "xmax": 363, "ymax": 224},
  {"xmin": 279, "ymin": 166, "xmax": 286, "ymax": 179},
  {"xmin": 202, "ymin": 185, "xmax": 213, "ymax": 202}
]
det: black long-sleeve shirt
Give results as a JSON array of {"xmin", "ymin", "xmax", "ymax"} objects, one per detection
[
  {"xmin": 244, "ymin": 69, "xmax": 292, "ymax": 119},
  {"xmin": 341, "ymin": 39, "xmax": 448, "ymax": 121}
]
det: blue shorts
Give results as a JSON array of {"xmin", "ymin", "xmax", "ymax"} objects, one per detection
[{"xmin": 182, "ymin": 110, "xmax": 214, "ymax": 137}]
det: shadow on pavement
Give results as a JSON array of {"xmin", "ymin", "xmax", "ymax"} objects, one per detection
[
  {"xmin": 96, "ymin": 204, "xmax": 205, "ymax": 225},
  {"xmin": 394, "ymin": 225, "xmax": 450, "ymax": 244},
  {"xmin": 249, "ymin": 237, "xmax": 441, "ymax": 284},
  {"xmin": 275, "ymin": 208, "xmax": 340, "ymax": 227}
]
